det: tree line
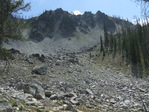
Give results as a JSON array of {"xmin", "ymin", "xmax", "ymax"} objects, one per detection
[{"xmin": 100, "ymin": 21, "xmax": 149, "ymax": 78}]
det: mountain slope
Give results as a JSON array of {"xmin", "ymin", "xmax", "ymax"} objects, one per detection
[
  {"xmin": 0, "ymin": 52, "xmax": 148, "ymax": 112},
  {"xmin": 3, "ymin": 8, "xmax": 133, "ymax": 55}
]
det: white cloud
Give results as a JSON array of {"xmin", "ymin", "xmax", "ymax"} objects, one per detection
[{"xmin": 71, "ymin": 10, "xmax": 83, "ymax": 15}]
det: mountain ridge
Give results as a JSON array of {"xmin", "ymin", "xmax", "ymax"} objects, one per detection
[
  {"xmin": 27, "ymin": 8, "xmax": 133, "ymax": 41},
  {"xmin": 3, "ymin": 8, "xmax": 134, "ymax": 55}
]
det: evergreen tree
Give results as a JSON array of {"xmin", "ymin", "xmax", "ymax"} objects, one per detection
[
  {"xmin": 109, "ymin": 33, "xmax": 114, "ymax": 52},
  {"xmin": 134, "ymin": 0, "xmax": 149, "ymax": 17},
  {"xmin": 100, "ymin": 36, "xmax": 104, "ymax": 52},
  {"xmin": 103, "ymin": 23, "xmax": 109, "ymax": 48},
  {"xmin": 0, "ymin": 0, "xmax": 30, "ymax": 59}
]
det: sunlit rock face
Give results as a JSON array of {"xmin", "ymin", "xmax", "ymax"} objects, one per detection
[
  {"xmin": 27, "ymin": 8, "xmax": 133, "ymax": 42},
  {"xmin": 3, "ymin": 8, "xmax": 134, "ymax": 55}
]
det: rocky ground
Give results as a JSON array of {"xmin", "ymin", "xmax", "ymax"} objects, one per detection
[{"xmin": 0, "ymin": 51, "xmax": 149, "ymax": 112}]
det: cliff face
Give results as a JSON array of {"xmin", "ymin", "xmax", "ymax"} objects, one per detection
[
  {"xmin": 27, "ymin": 8, "xmax": 133, "ymax": 42},
  {"xmin": 3, "ymin": 8, "xmax": 134, "ymax": 55}
]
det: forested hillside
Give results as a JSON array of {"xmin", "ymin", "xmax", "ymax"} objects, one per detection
[{"xmin": 98, "ymin": 21, "xmax": 149, "ymax": 77}]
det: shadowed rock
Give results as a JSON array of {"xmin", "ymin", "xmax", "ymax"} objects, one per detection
[{"xmin": 32, "ymin": 64, "xmax": 47, "ymax": 75}]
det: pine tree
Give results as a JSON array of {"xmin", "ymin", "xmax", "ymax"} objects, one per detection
[
  {"xmin": 100, "ymin": 36, "xmax": 104, "ymax": 52},
  {"xmin": 103, "ymin": 23, "xmax": 109, "ymax": 49},
  {"xmin": 0, "ymin": 0, "xmax": 30, "ymax": 59},
  {"xmin": 109, "ymin": 33, "xmax": 114, "ymax": 52}
]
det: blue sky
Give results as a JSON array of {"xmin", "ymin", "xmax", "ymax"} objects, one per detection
[{"xmin": 23, "ymin": 0, "xmax": 142, "ymax": 21}]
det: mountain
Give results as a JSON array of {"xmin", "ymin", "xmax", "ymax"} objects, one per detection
[
  {"xmin": 1, "ymin": 9, "xmax": 149, "ymax": 112},
  {"xmin": 3, "ymin": 8, "xmax": 133, "ymax": 55}
]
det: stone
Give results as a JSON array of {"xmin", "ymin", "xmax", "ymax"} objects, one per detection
[
  {"xmin": 64, "ymin": 92, "xmax": 77, "ymax": 98},
  {"xmin": 110, "ymin": 98, "xmax": 117, "ymax": 104},
  {"xmin": 50, "ymin": 94, "xmax": 59, "ymax": 100},
  {"xmin": 67, "ymin": 69, "xmax": 73, "ymax": 73},
  {"xmin": 85, "ymin": 88, "xmax": 94, "ymax": 95},
  {"xmin": 54, "ymin": 103, "xmax": 78, "ymax": 112},
  {"xmin": 64, "ymin": 103, "xmax": 78, "ymax": 112},
  {"xmin": 32, "ymin": 54, "xmax": 45, "ymax": 62},
  {"xmin": 138, "ymin": 88, "xmax": 146, "ymax": 92},
  {"xmin": 32, "ymin": 64, "xmax": 47, "ymax": 75},
  {"xmin": 0, "ymin": 96, "xmax": 14, "ymax": 112},
  {"xmin": 45, "ymin": 90, "xmax": 52, "ymax": 97},
  {"xmin": 9, "ymin": 48, "xmax": 20, "ymax": 54},
  {"xmin": 50, "ymin": 92, "xmax": 77, "ymax": 100},
  {"xmin": 85, "ymin": 102, "xmax": 94, "ymax": 108},
  {"xmin": 70, "ymin": 97, "xmax": 80, "ymax": 105},
  {"xmin": 17, "ymin": 83, "xmax": 45, "ymax": 99},
  {"xmin": 24, "ymin": 94, "xmax": 42, "ymax": 106},
  {"xmin": 25, "ymin": 59, "xmax": 34, "ymax": 64}
]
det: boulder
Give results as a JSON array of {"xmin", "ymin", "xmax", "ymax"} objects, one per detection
[
  {"xmin": 50, "ymin": 94, "xmax": 59, "ymax": 100},
  {"xmin": 16, "ymin": 83, "xmax": 45, "ymax": 99},
  {"xmin": 50, "ymin": 93, "xmax": 65, "ymax": 100},
  {"xmin": 45, "ymin": 90, "xmax": 52, "ymax": 97},
  {"xmin": 24, "ymin": 94, "xmax": 43, "ymax": 106},
  {"xmin": 70, "ymin": 97, "xmax": 80, "ymax": 105},
  {"xmin": 25, "ymin": 83, "xmax": 45, "ymax": 99},
  {"xmin": 25, "ymin": 58, "xmax": 34, "ymax": 64},
  {"xmin": 64, "ymin": 92, "xmax": 77, "ymax": 98},
  {"xmin": 85, "ymin": 88, "xmax": 94, "ymax": 95},
  {"xmin": 9, "ymin": 48, "xmax": 20, "ymax": 54},
  {"xmin": 32, "ymin": 64, "xmax": 47, "ymax": 75},
  {"xmin": 63, "ymin": 103, "xmax": 78, "ymax": 112},
  {"xmin": 54, "ymin": 104, "xmax": 78, "ymax": 112},
  {"xmin": 32, "ymin": 54, "xmax": 45, "ymax": 62},
  {"xmin": 50, "ymin": 92, "xmax": 77, "ymax": 100}
]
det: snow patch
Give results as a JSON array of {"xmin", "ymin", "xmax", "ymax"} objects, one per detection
[{"xmin": 71, "ymin": 10, "xmax": 83, "ymax": 15}]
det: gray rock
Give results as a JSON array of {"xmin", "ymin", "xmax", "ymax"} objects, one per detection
[
  {"xmin": 53, "ymin": 103, "xmax": 78, "ymax": 112},
  {"xmin": 70, "ymin": 97, "xmax": 80, "ymax": 105},
  {"xmin": 85, "ymin": 88, "xmax": 94, "ymax": 95},
  {"xmin": 50, "ymin": 93, "xmax": 65, "ymax": 100},
  {"xmin": 50, "ymin": 94, "xmax": 59, "ymax": 100},
  {"xmin": 25, "ymin": 58, "xmax": 34, "ymax": 64},
  {"xmin": 64, "ymin": 103, "xmax": 78, "ymax": 112},
  {"xmin": 64, "ymin": 92, "xmax": 77, "ymax": 98},
  {"xmin": 85, "ymin": 102, "xmax": 94, "ymax": 108},
  {"xmin": 24, "ymin": 93, "xmax": 42, "ymax": 106},
  {"xmin": 67, "ymin": 69, "xmax": 73, "ymax": 73},
  {"xmin": 50, "ymin": 92, "xmax": 77, "ymax": 100},
  {"xmin": 55, "ymin": 60, "xmax": 62, "ymax": 65},
  {"xmin": 0, "ymin": 96, "xmax": 14, "ymax": 112},
  {"xmin": 32, "ymin": 64, "xmax": 47, "ymax": 75},
  {"xmin": 109, "ymin": 98, "xmax": 117, "ymax": 104},
  {"xmin": 45, "ymin": 90, "xmax": 52, "ymax": 97},
  {"xmin": 17, "ymin": 83, "xmax": 45, "ymax": 99}
]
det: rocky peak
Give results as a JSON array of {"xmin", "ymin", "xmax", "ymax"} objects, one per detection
[
  {"xmin": 54, "ymin": 8, "xmax": 67, "ymax": 15},
  {"xmin": 27, "ymin": 8, "xmax": 133, "ymax": 42},
  {"xmin": 95, "ymin": 10, "xmax": 106, "ymax": 18},
  {"xmin": 59, "ymin": 14, "xmax": 77, "ymax": 37},
  {"xmin": 82, "ymin": 11, "xmax": 95, "ymax": 28},
  {"xmin": 3, "ymin": 8, "xmax": 134, "ymax": 56}
]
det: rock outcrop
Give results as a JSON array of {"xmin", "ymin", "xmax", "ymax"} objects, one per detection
[
  {"xmin": 32, "ymin": 64, "xmax": 47, "ymax": 75},
  {"xmin": 16, "ymin": 82, "xmax": 45, "ymax": 99},
  {"xmin": 28, "ymin": 8, "xmax": 133, "ymax": 41},
  {"xmin": 3, "ymin": 8, "xmax": 134, "ymax": 56}
]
